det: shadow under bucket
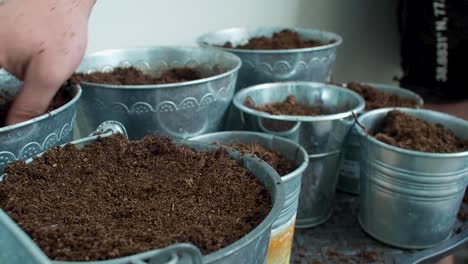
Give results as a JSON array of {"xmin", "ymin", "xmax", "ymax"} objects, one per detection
[
  {"xmin": 233, "ymin": 82, "xmax": 365, "ymax": 228},
  {"xmin": 356, "ymin": 108, "xmax": 468, "ymax": 249}
]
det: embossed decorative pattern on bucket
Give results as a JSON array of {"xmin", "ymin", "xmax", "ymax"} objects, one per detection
[
  {"xmin": 0, "ymin": 130, "xmax": 285, "ymax": 264},
  {"xmin": 197, "ymin": 27, "xmax": 342, "ymax": 130},
  {"xmin": 74, "ymin": 47, "xmax": 241, "ymax": 140},
  {"xmin": 337, "ymin": 83, "xmax": 424, "ymax": 195},
  {"xmin": 189, "ymin": 131, "xmax": 308, "ymax": 264},
  {"xmin": 233, "ymin": 82, "xmax": 365, "ymax": 228},
  {"xmin": 0, "ymin": 71, "xmax": 81, "ymax": 173},
  {"xmin": 356, "ymin": 108, "xmax": 468, "ymax": 249}
]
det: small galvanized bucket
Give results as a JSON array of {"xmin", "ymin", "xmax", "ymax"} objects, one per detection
[
  {"xmin": 0, "ymin": 124, "xmax": 285, "ymax": 264},
  {"xmin": 0, "ymin": 70, "xmax": 82, "ymax": 173},
  {"xmin": 356, "ymin": 108, "xmax": 468, "ymax": 249},
  {"xmin": 75, "ymin": 46, "xmax": 241, "ymax": 140},
  {"xmin": 337, "ymin": 83, "xmax": 424, "ymax": 194},
  {"xmin": 197, "ymin": 27, "xmax": 342, "ymax": 130},
  {"xmin": 189, "ymin": 131, "xmax": 308, "ymax": 264},
  {"xmin": 233, "ymin": 82, "xmax": 365, "ymax": 228}
]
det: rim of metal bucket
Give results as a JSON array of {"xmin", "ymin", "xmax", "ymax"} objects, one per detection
[
  {"xmin": 233, "ymin": 82, "xmax": 365, "ymax": 122},
  {"xmin": 0, "ymin": 84, "xmax": 82, "ymax": 133},
  {"xmin": 189, "ymin": 130, "xmax": 309, "ymax": 182},
  {"xmin": 197, "ymin": 26, "xmax": 343, "ymax": 54},
  {"xmin": 76, "ymin": 46, "xmax": 242, "ymax": 90},
  {"xmin": 356, "ymin": 107, "xmax": 468, "ymax": 158}
]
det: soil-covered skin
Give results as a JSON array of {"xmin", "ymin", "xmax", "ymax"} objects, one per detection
[
  {"xmin": 337, "ymin": 82, "xmax": 418, "ymax": 111},
  {"xmin": 71, "ymin": 66, "xmax": 205, "ymax": 85},
  {"xmin": 0, "ymin": 87, "xmax": 73, "ymax": 127},
  {"xmin": 0, "ymin": 135, "xmax": 271, "ymax": 261},
  {"xmin": 226, "ymin": 142, "xmax": 297, "ymax": 176},
  {"xmin": 222, "ymin": 29, "xmax": 333, "ymax": 50},
  {"xmin": 244, "ymin": 95, "xmax": 321, "ymax": 116},
  {"xmin": 374, "ymin": 110, "xmax": 468, "ymax": 153}
]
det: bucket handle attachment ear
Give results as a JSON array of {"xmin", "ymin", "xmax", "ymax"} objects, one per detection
[{"xmin": 69, "ymin": 120, "xmax": 128, "ymax": 147}]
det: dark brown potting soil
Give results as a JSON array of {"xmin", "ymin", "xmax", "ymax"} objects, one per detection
[
  {"xmin": 222, "ymin": 29, "xmax": 332, "ymax": 50},
  {"xmin": 244, "ymin": 95, "xmax": 321, "ymax": 116},
  {"xmin": 0, "ymin": 135, "xmax": 271, "ymax": 261},
  {"xmin": 227, "ymin": 142, "xmax": 297, "ymax": 176},
  {"xmin": 374, "ymin": 110, "xmax": 468, "ymax": 153},
  {"xmin": 0, "ymin": 87, "xmax": 73, "ymax": 127},
  {"xmin": 338, "ymin": 82, "xmax": 418, "ymax": 111},
  {"xmin": 71, "ymin": 66, "xmax": 205, "ymax": 85}
]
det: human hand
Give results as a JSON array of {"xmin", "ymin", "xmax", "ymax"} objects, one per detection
[
  {"xmin": 424, "ymin": 100, "xmax": 468, "ymax": 121},
  {"xmin": 0, "ymin": 0, "xmax": 95, "ymax": 125}
]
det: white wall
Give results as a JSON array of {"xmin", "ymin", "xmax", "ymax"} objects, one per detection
[{"xmin": 88, "ymin": 0, "xmax": 401, "ymax": 84}]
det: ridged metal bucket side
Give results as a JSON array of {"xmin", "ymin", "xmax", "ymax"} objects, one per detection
[
  {"xmin": 74, "ymin": 46, "xmax": 241, "ymax": 140},
  {"xmin": 233, "ymin": 82, "xmax": 365, "ymax": 228},
  {"xmin": 197, "ymin": 27, "xmax": 342, "ymax": 130},
  {"xmin": 337, "ymin": 84, "xmax": 424, "ymax": 195},
  {"xmin": 356, "ymin": 108, "xmax": 468, "ymax": 249},
  {"xmin": 0, "ymin": 132, "xmax": 285, "ymax": 264},
  {"xmin": 0, "ymin": 71, "xmax": 82, "ymax": 173}
]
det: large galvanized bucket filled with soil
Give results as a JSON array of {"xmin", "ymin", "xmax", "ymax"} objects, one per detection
[
  {"xmin": 197, "ymin": 27, "xmax": 342, "ymax": 130},
  {"xmin": 356, "ymin": 108, "xmax": 468, "ymax": 249},
  {"xmin": 0, "ymin": 124, "xmax": 284, "ymax": 263},
  {"xmin": 233, "ymin": 82, "xmax": 365, "ymax": 228},
  {"xmin": 0, "ymin": 70, "xmax": 82, "ymax": 173},
  {"xmin": 72, "ymin": 46, "xmax": 241, "ymax": 140},
  {"xmin": 335, "ymin": 82, "xmax": 423, "ymax": 194},
  {"xmin": 189, "ymin": 131, "xmax": 308, "ymax": 264}
]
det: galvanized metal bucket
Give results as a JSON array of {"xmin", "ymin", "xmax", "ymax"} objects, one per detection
[
  {"xmin": 74, "ymin": 46, "xmax": 241, "ymax": 140},
  {"xmin": 356, "ymin": 108, "xmax": 468, "ymax": 249},
  {"xmin": 233, "ymin": 82, "xmax": 365, "ymax": 228},
  {"xmin": 337, "ymin": 83, "xmax": 424, "ymax": 195},
  {"xmin": 0, "ymin": 70, "xmax": 82, "ymax": 173},
  {"xmin": 197, "ymin": 27, "xmax": 342, "ymax": 130},
  {"xmin": 189, "ymin": 131, "xmax": 308, "ymax": 264},
  {"xmin": 0, "ymin": 125, "xmax": 285, "ymax": 264}
]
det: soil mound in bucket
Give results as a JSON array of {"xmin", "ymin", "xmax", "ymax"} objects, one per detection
[
  {"xmin": 373, "ymin": 110, "xmax": 468, "ymax": 153},
  {"xmin": 226, "ymin": 142, "xmax": 297, "ymax": 176},
  {"xmin": 0, "ymin": 135, "xmax": 271, "ymax": 261},
  {"xmin": 337, "ymin": 82, "xmax": 418, "ymax": 111},
  {"xmin": 0, "ymin": 86, "xmax": 73, "ymax": 127},
  {"xmin": 222, "ymin": 29, "xmax": 333, "ymax": 50},
  {"xmin": 71, "ymin": 66, "xmax": 207, "ymax": 85},
  {"xmin": 244, "ymin": 95, "xmax": 321, "ymax": 116}
]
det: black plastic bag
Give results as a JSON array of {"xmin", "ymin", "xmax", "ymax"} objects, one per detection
[{"xmin": 399, "ymin": 0, "xmax": 468, "ymax": 102}]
